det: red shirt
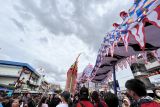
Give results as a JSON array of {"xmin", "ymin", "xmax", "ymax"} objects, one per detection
[
  {"xmin": 95, "ymin": 101, "xmax": 108, "ymax": 107},
  {"xmin": 76, "ymin": 101, "xmax": 94, "ymax": 107},
  {"xmin": 141, "ymin": 101, "xmax": 160, "ymax": 107}
]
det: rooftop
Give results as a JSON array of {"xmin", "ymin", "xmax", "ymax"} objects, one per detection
[{"xmin": 0, "ymin": 60, "xmax": 40, "ymax": 77}]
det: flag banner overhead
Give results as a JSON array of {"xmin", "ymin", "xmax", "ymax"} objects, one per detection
[
  {"xmin": 79, "ymin": 64, "xmax": 93, "ymax": 83},
  {"xmin": 65, "ymin": 54, "xmax": 81, "ymax": 95},
  {"xmin": 91, "ymin": 0, "xmax": 160, "ymax": 83}
]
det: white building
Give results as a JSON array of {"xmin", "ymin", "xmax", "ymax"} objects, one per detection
[
  {"xmin": 130, "ymin": 53, "xmax": 160, "ymax": 88},
  {"xmin": 0, "ymin": 60, "xmax": 40, "ymax": 93}
]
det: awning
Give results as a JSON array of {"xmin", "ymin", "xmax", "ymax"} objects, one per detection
[{"xmin": 0, "ymin": 84, "xmax": 15, "ymax": 90}]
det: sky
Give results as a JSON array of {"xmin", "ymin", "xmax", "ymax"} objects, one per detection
[
  {"xmin": 116, "ymin": 63, "xmax": 134, "ymax": 90},
  {"xmin": 0, "ymin": 0, "xmax": 133, "ymax": 88}
]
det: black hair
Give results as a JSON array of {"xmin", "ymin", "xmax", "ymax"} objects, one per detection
[
  {"xmin": 91, "ymin": 91, "xmax": 104, "ymax": 107},
  {"xmin": 67, "ymin": 98, "xmax": 73, "ymax": 107},
  {"xmin": 28, "ymin": 97, "xmax": 36, "ymax": 107},
  {"xmin": 125, "ymin": 79, "xmax": 147, "ymax": 97},
  {"xmin": 91, "ymin": 91, "xmax": 100, "ymax": 102},
  {"xmin": 38, "ymin": 96, "xmax": 47, "ymax": 107},
  {"xmin": 79, "ymin": 87, "xmax": 89, "ymax": 100},
  {"xmin": 50, "ymin": 95, "xmax": 61, "ymax": 107},
  {"xmin": 61, "ymin": 91, "xmax": 70, "ymax": 103},
  {"xmin": 104, "ymin": 92, "xmax": 119, "ymax": 107},
  {"xmin": 153, "ymin": 87, "xmax": 160, "ymax": 99}
]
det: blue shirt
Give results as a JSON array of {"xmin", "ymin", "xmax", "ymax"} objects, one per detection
[{"xmin": 0, "ymin": 103, "xmax": 3, "ymax": 107}]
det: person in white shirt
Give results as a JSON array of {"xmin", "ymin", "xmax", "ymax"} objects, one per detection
[{"xmin": 56, "ymin": 91, "xmax": 71, "ymax": 107}]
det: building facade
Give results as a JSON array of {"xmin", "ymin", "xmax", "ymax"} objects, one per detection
[
  {"xmin": 130, "ymin": 53, "xmax": 160, "ymax": 89},
  {"xmin": 0, "ymin": 60, "xmax": 40, "ymax": 94}
]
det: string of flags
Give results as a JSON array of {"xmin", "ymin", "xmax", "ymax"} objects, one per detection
[
  {"xmin": 91, "ymin": 0, "xmax": 160, "ymax": 82},
  {"xmin": 78, "ymin": 64, "xmax": 93, "ymax": 83}
]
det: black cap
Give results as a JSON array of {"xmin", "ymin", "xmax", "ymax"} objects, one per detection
[
  {"xmin": 80, "ymin": 87, "xmax": 89, "ymax": 98},
  {"xmin": 60, "ymin": 91, "xmax": 70, "ymax": 101}
]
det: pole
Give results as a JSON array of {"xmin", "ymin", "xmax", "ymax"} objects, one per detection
[
  {"xmin": 69, "ymin": 73, "xmax": 73, "ymax": 93},
  {"xmin": 95, "ymin": 83, "xmax": 97, "ymax": 91},
  {"xmin": 95, "ymin": 83, "xmax": 98, "ymax": 91},
  {"xmin": 113, "ymin": 62, "xmax": 117, "ymax": 95},
  {"xmin": 88, "ymin": 82, "xmax": 89, "ymax": 89}
]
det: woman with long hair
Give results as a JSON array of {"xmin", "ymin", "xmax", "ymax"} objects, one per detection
[{"xmin": 37, "ymin": 96, "xmax": 48, "ymax": 107}]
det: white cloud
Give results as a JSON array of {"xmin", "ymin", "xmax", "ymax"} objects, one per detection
[
  {"xmin": 0, "ymin": 0, "xmax": 133, "ymax": 88},
  {"xmin": 0, "ymin": 53, "xmax": 12, "ymax": 60}
]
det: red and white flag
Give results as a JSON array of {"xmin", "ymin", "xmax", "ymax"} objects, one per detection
[
  {"xmin": 126, "ymin": 57, "xmax": 132, "ymax": 66},
  {"xmin": 145, "ymin": 5, "xmax": 160, "ymax": 28},
  {"xmin": 123, "ymin": 59, "xmax": 128, "ymax": 69},
  {"xmin": 130, "ymin": 21, "xmax": 146, "ymax": 49},
  {"xmin": 118, "ymin": 62, "xmax": 124, "ymax": 70}
]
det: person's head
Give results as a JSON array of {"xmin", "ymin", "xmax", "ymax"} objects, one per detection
[
  {"xmin": 125, "ymin": 79, "xmax": 147, "ymax": 100},
  {"xmin": 49, "ymin": 94, "xmax": 53, "ymax": 99},
  {"xmin": 41, "ymin": 96, "xmax": 47, "ymax": 103},
  {"xmin": 153, "ymin": 87, "xmax": 160, "ymax": 99},
  {"xmin": 38, "ymin": 96, "xmax": 47, "ymax": 107},
  {"xmin": 91, "ymin": 91, "xmax": 100, "ymax": 102},
  {"xmin": 27, "ymin": 93, "xmax": 31, "ymax": 98},
  {"xmin": 104, "ymin": 92, "xmax": 119, "ymax": 107},
  {"xmin": 60, "ymin": 91, "xmax": 70, "ymax": 103},
  {"xmin": 12, "ymin": 99, "xmax": 21, "ymax": 107},
  {"xmin": 0, "ymin": 97, "xmax": 3, "ymax": 102},
  {"xmin": 50, "ymin": 94, "xmax": 61, "ymax": 107},
  {"xmin": 80, "ymin": 87, "xmax": 89, "ymax": 100}
]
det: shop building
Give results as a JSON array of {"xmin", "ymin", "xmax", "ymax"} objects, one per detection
[{"xmin": 0, "ymin": 60, "xmax": 40, "ymax": 93}]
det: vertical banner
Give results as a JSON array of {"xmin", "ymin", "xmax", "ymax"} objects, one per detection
[{"xmin": 65, "ymin": 54, "xmax": 81, "ymax": 95}]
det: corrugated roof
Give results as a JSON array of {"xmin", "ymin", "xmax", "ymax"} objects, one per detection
[{"xmin": 0, "ymin": 60, "xmax": 40, "ymax": 77}]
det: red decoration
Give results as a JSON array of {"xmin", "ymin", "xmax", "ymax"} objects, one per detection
[
  {"xmin": 113, "ymin": 23, "xmax": 120, "ymax": 28},
  {"xmin": 65, "ymin": 54, "xmax": 81, "ymax": 95}
]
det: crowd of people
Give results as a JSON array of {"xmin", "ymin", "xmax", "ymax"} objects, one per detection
[{"xmin": 0, "ymin": 79, "xmax": 160, "ymax": 107}]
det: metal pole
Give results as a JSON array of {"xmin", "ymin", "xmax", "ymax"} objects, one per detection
[
  {"xmin": 95, "ymin": 83, "xmax": 98, "ymax": 91},
  {"xmin": 113, "ymin": 63, "xmax": 117, "ymax": 95},
  {"xmin": 88, "ymin": 82, "xmax": 89, "ymax": 89}
]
